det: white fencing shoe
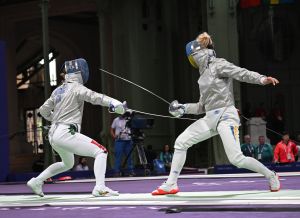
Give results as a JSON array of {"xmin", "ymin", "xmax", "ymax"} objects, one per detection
[
  {"xmin": 27, "ymin": 177, "xmax": 44, "ymax": 197},
  {"xmin": 92, "ymin": 186, "xmax": 119, "ymax": 197},
  {"xmin": 269, "ymin": 171, "xmax": 281, "ymax": 192}
]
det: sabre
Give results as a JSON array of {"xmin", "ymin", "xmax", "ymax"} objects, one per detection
[
  {"xmin": 130, "ymin": 109, "xmax": 197, "ymax": 121},
  {"xmin": 109, "ymin": 101, "xmax": 197, "ymax": 121},
  {"xmin": 100, "ymin": 68, "xmax": 198, "ymax": 121},
  {"xmin": 99, "ymin": 68, "xmax": 170, "ymax": 105}
]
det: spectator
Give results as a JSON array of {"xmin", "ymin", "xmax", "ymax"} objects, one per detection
[
  {"xmin": 145, "ymin": 144, "xmax": 157, "ymax": 170},
  {"xmin": 159, "ymin": 144, "xmax": 173, "ymax": 170},
  {"xmin": 254, "ymin": 136, "xmax": 273, "ymax": 163},
  {"xmin": 240, "ymin": 135, "xmax": 255, "ymax": 157},
  {"xmin": 74, "ymin": 157, "xmax": 89, "ymax": 171},
  {"xmin": 274, "ymin": 132, "xmax": 298, "ymax": 164},
  {"xmin": 110, "ymin": 113, "xmax": 134, "ymax": 176}
]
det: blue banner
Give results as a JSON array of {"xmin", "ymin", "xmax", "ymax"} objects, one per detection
[{"xmin": 0, "ymin": 41, "xmax": 9, "ymax": 182}]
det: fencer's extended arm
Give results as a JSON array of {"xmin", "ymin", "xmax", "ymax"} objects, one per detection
[
  {"xmin": 76, "ymin": 85, "xmax": 125, "ymax": 114},
  {"xmin": 76, "ymin": 86, "xmax": 120, "ymax": 107},
  {"xmin": 217, "ymin": 59, "xmax": 266, "ymax": 85},
  {"xmin": 38, "ymin": 97, "xmax": 54, "ymax": 121},
  {"xmin": 184, "ymin": 101, "xmax": 205, "ymax": 115}
]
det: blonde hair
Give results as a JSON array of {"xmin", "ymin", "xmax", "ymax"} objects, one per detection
[{"xmin": 196, "ymin": 32, "xmax": 213, "ymax": 48}]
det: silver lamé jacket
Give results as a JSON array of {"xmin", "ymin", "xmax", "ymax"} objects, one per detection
[
  {"xmin": 184, "ymin": 49, "xmax": 266, "ymax": 114},
  {"xmin": 38, "ymin": 73, "xmax": 115, "ymax": 126}
]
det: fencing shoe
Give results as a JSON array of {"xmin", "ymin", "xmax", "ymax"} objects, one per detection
[
  {"xmin": 152, "ymin": 182, "xmax": 179, "ymax": 195},
  {"xmin": 92, "ymin": 186, "xmax": 119, "ymax": 197},
  {"xmin": 27, "ymin": 177, "xmax": 44, "ymax": 197},
  {"xmin": 269, "ymin": 171, "xmax": 281, "ymax": 192}
]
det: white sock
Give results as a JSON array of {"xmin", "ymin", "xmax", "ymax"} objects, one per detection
[
  {"xmin": 94, "ymin": 152, "xmax": 107, "ymax": 188},
  {"xmin": 166, "ymin": 149, "xmax": 187, "ymax": 185}
]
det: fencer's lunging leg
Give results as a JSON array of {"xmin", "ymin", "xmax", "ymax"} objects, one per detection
[
  {"xmin": 27, "ymin": 147, "xmax": 74, "ymax": 197},
  {"xmin": 63, "ymin": 134, "xmax": 109, "ymax": 189},
  {"xmin": 152, "ymin": 119, "xmax": 218, "ymax": 195},
  {"xmin": 36, "ymin": 147, "xmax": 74, "ymax": 182},
  {"xmin": 166, "ymin": 119, "xmax": 217, "ymax": 185},
  {"xmin": 94, "ymin": 151, "xmax": 107, "ymax": 188},
  {"xmin": 166, "ymin": 149, "xmax": 187, "ymax": 185},
  {"xmin": 217, "ymin": 122, "xmax": 273, "ymax": 178},
  {"xmin": 63, "ymin": 134, "xmax": 118, "ymax": 196}
]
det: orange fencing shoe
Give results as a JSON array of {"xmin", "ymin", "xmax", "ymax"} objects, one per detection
[{"xmin": 151, "ymin": 182, "xmax": 179, "ymax": 195}]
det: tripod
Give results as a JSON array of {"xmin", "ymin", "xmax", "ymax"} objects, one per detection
[{"xmin": 122, "ymin": 129, "xmax": 151, "ymax": 176}]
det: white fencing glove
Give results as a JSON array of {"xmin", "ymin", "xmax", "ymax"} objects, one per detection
[
  {"xmin": 109, "ymin": 100, "xmax": 126, "ymax": 115},
  {"xmin": 169, "ymin": 100, "xmax": 185, "ymax": 118}
]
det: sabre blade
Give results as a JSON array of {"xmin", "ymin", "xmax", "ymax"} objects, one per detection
[
  {"xmin": 99, "ymin": 68, "xmax": 170, "ymax": 105},
  {"xmin": 130, "ymin": 109, "xmax": 197, "ymax": 121},
  {"xmin": 99, "ymin": 69, "xmax": 197, "ymax": 121}
]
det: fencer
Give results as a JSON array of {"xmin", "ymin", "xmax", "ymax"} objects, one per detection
[
  {"xmin": 27, "ymin": 58, "xmax": 125, "ymax": 197},
  {"xmin": 152, "ymin": 32, "xmax": 280, "ymax": 195}
]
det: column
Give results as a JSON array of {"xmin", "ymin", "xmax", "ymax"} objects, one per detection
[
  {"xmin": 0, "ymin": 41, "xmax": 9, "ymax": 181},
  {"xmin": 207, "ymin": 0, "xmax": 241, "ymax": 165}
]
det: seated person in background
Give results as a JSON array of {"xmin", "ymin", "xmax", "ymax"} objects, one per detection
[
  {"xmin": 159, "ymin": 144, "xmax": 173, "ymax": 170},
  {"xmin": 74, "ymin": 157, "xmax": 89, "ymax": 171},
  {"xmin": 241, "ymin": 135, "xmax": 255, "ymax": 158},
  {"xmin": 274, "ymin": 132, "xmax": 298, "ymax": 164},
  {"xmin": 254, "ymin": 136, "xmax": 273, "ymax": 163}
]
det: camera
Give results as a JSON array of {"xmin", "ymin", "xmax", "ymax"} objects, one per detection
[
  {"xmin": 122, "ymin": 111, "xmax": 154, "ymax": 176},
  {"xmin": 125, "ymin": 112, "xmax": 154, "ymax": 130},
  {"xmin": 124, "ymin": 111, "xmax": 154, "ymax": 141}
]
